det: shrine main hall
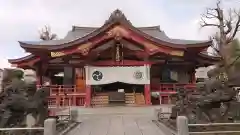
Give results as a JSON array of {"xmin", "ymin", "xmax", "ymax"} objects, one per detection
[{"xmin": 8, "ymin": 10, "xmax": 218, "ymax": 107}]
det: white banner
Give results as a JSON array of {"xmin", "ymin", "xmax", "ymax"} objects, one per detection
[{"xmin": 85, "ymin": 66, "xmax": 150, "ymax": 85}]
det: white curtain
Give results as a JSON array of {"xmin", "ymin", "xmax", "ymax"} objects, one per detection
[{"xmin": 85, "ymin": 66, "xmax": 150, "ymax": 85}]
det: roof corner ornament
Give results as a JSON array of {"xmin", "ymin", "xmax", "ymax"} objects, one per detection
[
  {"xmin": 113, "ymin": 9, "xmax": 123, "ymax": 17},
  {"xmin": 105, "ymin": 9, "xmax": 131, "ymax": 24},
  {"xmin": 110, "ymin": 9, "xmax": 124, "ymax": 20}
]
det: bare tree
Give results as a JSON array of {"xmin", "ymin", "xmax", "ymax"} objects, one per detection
[
  {"xmin": 39, "ymin": 25, "xmax": 57, "ymax": 41},
  {"xmin": 201, "ymin": 0, "xmax": 240, "ymax": 73}
]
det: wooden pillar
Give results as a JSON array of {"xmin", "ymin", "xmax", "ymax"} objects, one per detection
[
  {"xmin": 56, "ymin": 94, "xmax": 60, "ymax": 107},
  {"xmin": 191, "ymin": 69, "xmax": 196, "ymax": 83},
  {"xmin": 143, "ymin": 57, "xmax": 151, "ymax": 105},
  {"xmin": 37, "ymin": 76, "xmax": 42, "ymax": 86},
  {"xmin": 37, "ymin": 62, "xmax": 48, "ymax": 85},
  {"xmin": 144, "ymin": 84, "xmax": 151, "ymax": 105},
  {"xmin": 72, "ymin": 86, "xmax": 76, "ymax": 106},
  {"xmin": 85, "ymin": 85, "xmax": 91, "ymax": 107},
  {"xmin": 72, "ymin": 96, "xmax": 76, "ymax": 106},
  {"xmin": 35, "ymin": 64, "xmax": 43, "ymax": 86},
  {"xmin": 159, "ymin": 95, "xmax": 162, "ymax": 105}
]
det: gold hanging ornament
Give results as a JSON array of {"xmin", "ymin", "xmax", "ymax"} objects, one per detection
[{"xmin": 115, "ymin": 44, "xmax": 120, "ymax": 62}]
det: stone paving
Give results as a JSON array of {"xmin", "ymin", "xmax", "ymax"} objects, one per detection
[{"xmin": 66, "ymin": 106, "xmax": 172, "ymax": 135}]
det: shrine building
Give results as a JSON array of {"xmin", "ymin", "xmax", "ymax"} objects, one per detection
[{"xmin": 8, "ymin": 10, "xmax": 219, "ymax": 107}]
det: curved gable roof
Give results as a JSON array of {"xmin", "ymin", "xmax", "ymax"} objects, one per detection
[{"xmin": 19, "ymin": 9, "xmax": 211, "ymax": 51}]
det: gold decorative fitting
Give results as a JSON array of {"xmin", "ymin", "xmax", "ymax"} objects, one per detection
[
  {"xmin": 106, "ymin": 26, "xmax": 129, "ymax": 39},
  {"xmin": 78, "ymin": 42, "xmax": 92, "ymax": 50},
  {"xmin": 115, "ymin": 44, "xmax": 120, "ymax": 62},
  {"xmin": 81, "ymin": 48, "xmax": 89, "ymax": 56},
  {"xmin": 143, "ymin": 42, "xmax": 159, "ymax": 51},
  {"xmin": 170, "ymin": 51, "xmax": 184, "ymax": 56},
  {"xmin": 114, "ymin": 34, "xmax": 122, "ymax": 41},
  {"xmin": 51, "ymin": 52, "xmax": 65, "ymax": 57}
]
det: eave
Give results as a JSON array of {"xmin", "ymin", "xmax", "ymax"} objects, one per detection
[
  {"xmin": 8, "ymin": 55, "xmax": 40, "ymax": 69},
  {"xmin": 198, "ymin": 53, "xmax": 221, "ymax": 62},
  {"xmin": 195, "ymin": 53, "xmax": 221, "ymax": 67},
  {"xmin": 8, "ymin": 54, "xmax": 36, "ymax": 63},
  {"xmin": 89, "ymin": 60, "xmax": 155, "ymax": 66}
]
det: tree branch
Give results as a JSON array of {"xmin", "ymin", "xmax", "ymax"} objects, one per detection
[
  {"xmin": 211, "ymin": 36, "xmax": 221, "ymax": 55},
  {"xmin": 200, "ymin": 17, "xmax": 220, "ymax": 27},
  {"xmin": 224, "ymin": 9, "xmax": 234, "ymax": 35},
  {"xmin": 210, "ymin": 45, "xmax": 221, "ymax": 55},
  {"xmin": 227, "ymin": 10, "xmax": 240, "ymax": 43},
  {"xmin": 203, "ymin": 8, "xmax": 219, "ymax": 19}
]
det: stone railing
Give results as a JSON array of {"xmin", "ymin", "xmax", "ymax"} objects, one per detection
[
  {"xmin": 177, "ymin": 116, "xmax": 240, "ymax": 135},
  {"xmin": 0, "ymin": 119, "xmax": 55, "ymax": 135},
  {"xmin": 0, "ymin": 109, "xmax": 79, "ymax": 135}
]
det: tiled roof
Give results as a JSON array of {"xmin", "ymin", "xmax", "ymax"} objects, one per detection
[{"xmin": 20, "ymin": 26, "xmax": 209, "ymax": 46}]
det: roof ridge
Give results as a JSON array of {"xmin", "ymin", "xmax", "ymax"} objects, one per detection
[
  {"xmin": 137, "ymin": 25, "xmax": 161, "ymax": 31},
  {"xmin": 72, "ymin": 25, "xmax": 161, "ymax": 31},
  {"xmin": 72, "ymin": 26, "xmax": 98, "ymax": 31}
]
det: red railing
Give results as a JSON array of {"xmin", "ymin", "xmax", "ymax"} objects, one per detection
[
  {"xmin": 38, "ymin": 85, "xmax": 86, "ymax": 107},
  {"xmin": 151, "ymin": 83, "xmax": 196, "ymax": 105},
  {"xmin": 151, "ymin": 83, "xmax": 196, "ymax": 92}
]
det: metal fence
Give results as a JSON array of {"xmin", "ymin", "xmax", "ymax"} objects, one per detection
[{"xmin": 177, "ymin": 116, "xmax": 240, "ymax": 135}]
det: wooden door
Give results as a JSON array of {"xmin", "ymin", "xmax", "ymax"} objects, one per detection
[{"xmin": 75, "ymin": 68, "xmax": 86, "ymax": 93}]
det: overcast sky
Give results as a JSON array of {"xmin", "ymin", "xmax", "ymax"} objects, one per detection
[{"xmin": 0, "ymin": 0, "xmax": 239, "ymax": 68}]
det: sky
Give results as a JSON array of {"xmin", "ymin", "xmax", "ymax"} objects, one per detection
[{"xmin": 0, "ymin": 0, "xmax": 240, "ymax": 68}]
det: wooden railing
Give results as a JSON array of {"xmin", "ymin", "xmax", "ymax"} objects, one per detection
[{"xmin": 38, "ymin": 85, "xmax": 86, "ymax": 107}]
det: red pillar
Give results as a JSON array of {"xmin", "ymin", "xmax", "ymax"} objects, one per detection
[
  {"xmin": 37, "ymin": 76, "xmax": 41, "ymax": 86},
  {"xmin": 85, "ymin": 85, "xmax": 91, "ymax": 107},
  {"xmin": 144, "ymin": 84, "xmax": 151, "ymax": 105}
]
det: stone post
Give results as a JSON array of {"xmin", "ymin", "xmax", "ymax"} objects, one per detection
[
  {"xmin": 70, "ymin": 109, "xmax": 78, "ymax": 122},
  {"xmin": 44, "ymin": 118, "xmax": 56, "ymax": 135},
  {"xmin": 177, "ymin": 116, "xmax": 189, "ymax": 135},
  {"xmin": 26, "ymin": 114, "xmax": 36, "ymax": 127}
]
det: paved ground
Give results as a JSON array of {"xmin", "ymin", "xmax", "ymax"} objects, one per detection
[{"xmin": 65, "ymin": 106, "xmax": 172, "ymax": 135}]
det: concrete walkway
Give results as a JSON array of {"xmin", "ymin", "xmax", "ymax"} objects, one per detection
[{"xmin": 66, "ymin": 106, "xmax": 172, "ymax": 135}]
